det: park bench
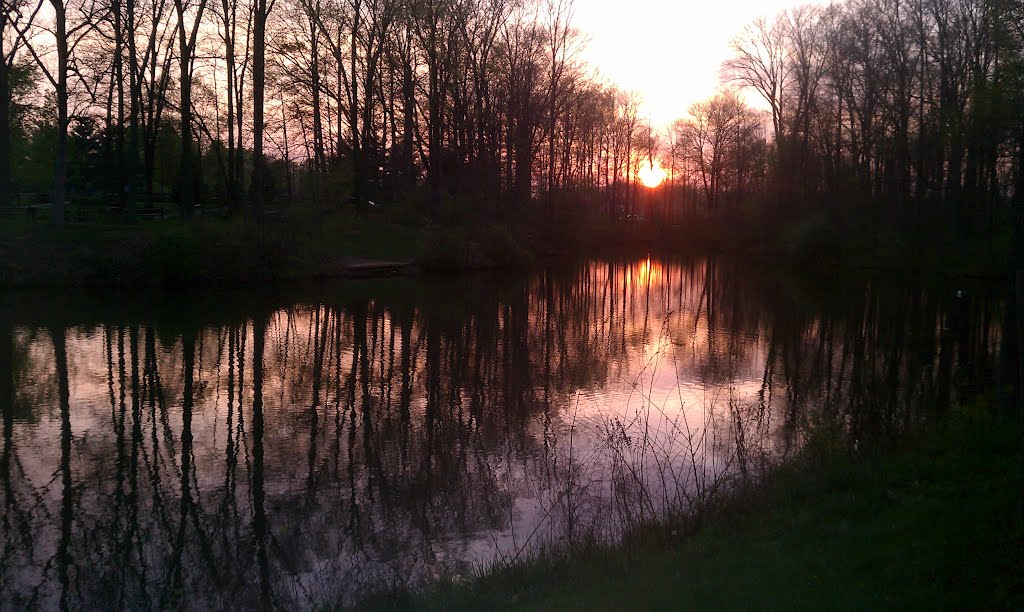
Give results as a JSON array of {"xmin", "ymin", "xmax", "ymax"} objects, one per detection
[
  {"xmin": 104, "ymin": 206, "xmax": 166, "ymax": 221},
  {"xmin": 194, "ymin": 204, "xmax": 226, "ymax": 217},
  {"xmin": 0, "ymin": 194, "xmax": 63, "ymax": 222},
  {"xmin": 25, "ymin": 204, "xmax": 51, "ymax": 222},
  {"xmin": 138, "ymin": 206, "xmax": 165, "ymax": 220},
  {"xmin": 16, "ymin": 192, "xmax": 48, "ymax": 206},
  {"xmin": 72, "ymin": 206, "xmax": 104, "ymax": 222}
]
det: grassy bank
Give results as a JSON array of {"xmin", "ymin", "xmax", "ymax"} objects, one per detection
[
  {"xmin": 0, "ymin": 211, "xmax": 547, "ymax": 286},
  {"xmin": 0, "ymin": 203, "xmax": 1009, "ymax": 286},
  {"xmin": 0, "ymin": 214, "xmax": 422, "ymax": 286},
  {"xmin": 368, "ymin": 408, "xmax": 1022, "ymax": 610}
]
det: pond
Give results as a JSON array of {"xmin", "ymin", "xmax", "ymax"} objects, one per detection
[{"xmin": 0, "ymin": 258, "xmax": 1004, "ymax": 608}]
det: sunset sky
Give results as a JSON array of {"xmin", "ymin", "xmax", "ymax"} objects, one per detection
[{"xmin": 573, "ymin": 0, "xmax": 831, "ymax": 128}]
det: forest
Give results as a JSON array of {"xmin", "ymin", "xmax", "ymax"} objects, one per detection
[
  {"xmin": 2, "ymin": 1, "xmax": 1023, "ymax": 605},
  {"xmin": 0, "ymin": 0, "xmax": 1022, "ymax": 253}
]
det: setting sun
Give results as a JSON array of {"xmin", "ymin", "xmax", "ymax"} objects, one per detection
[{"xmin": 639, "ymin": 162, "xmax": 668, "ymax": 188}]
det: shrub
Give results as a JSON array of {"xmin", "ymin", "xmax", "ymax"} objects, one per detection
[
  {"xmin": 416, "ymin": 223, "xmax": 534, "ymax": 272},
  {"xmin": 146, "ymin": 228, "xmax": 203, "ymax": 285},
  {"xmin": 783, "ymin": 212, "xmax": 842, "ymax": 263}
]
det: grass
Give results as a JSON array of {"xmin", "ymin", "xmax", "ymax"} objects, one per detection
[
  {"xmin": 0, "ymin": 198, "xmax": 1010, "ymax": 286},
  {"xmin": 365, "ymin": 407, "xmax": 1022, "ymax": 610},
  {"xmin": 0, "ymin": 212, "xmax": 424, "ymax": 286},
  {"xmin": 0, "ymin": 209, "xmax": 548, "ymax": 285}
]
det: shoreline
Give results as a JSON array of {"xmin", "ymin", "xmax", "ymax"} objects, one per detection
[
  {"xmin": 0, "ymin": 215, "xmax": 1009, "ymax": 289},
  {"xmin": 360, "ymin": 409, "xmax": 1023, "ymax": 610}
]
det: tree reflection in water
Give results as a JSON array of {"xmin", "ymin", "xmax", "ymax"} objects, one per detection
[{"xmin": 0, "ymin": 259, "xmax": 1003, "ymax": 607}]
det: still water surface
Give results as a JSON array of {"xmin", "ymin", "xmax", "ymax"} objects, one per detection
[{"xmin": 0, "ymin": 258, "xmax": 1003, "ymax": 608}]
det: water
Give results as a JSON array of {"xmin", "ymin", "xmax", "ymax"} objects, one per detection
[{"xmin": 0, "ymin": 258, "xmax": 1004, "ymax": 608}]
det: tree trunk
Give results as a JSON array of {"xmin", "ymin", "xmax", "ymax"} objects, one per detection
[
  {"xmin": 0, "ymin": 43, "xmax": 10, "ymax": 207},
  {"xmin": 114, "ymin": 1, "xmax": 132, "ymax": 221},
  {"xmin": 176, "ymin": 5, "xmax": 194, "ymax": 218},
  {"xmin": 252, "ymin": 0, "xmax": 268, "ymax": 224},
  {"xmin": 1013, "ymin": 121, "xmax": 1024, "ymax": 417},
  {"xmin": 309, "ymin": 23, "xmax": 325, "ymax": 176},
  {"xmin": 349, "ymin": 2, "xmax": 364, "ymax": 217},
  {"xmin": 126, "ymin": 1, "xmax": 140, "ymax": 220},
  {"xmin": 52, "ymin": 1, "xmax": 68, "ymax": 225},
  {"xmin": 221, "ymin": 0, "xmax": 237, "ymax": 213}
]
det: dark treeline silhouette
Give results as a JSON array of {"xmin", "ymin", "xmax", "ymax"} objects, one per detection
[
  {"xmin": 0, "ymin": 258, "xmax": 1003, "ymax": 606},
  {"xmin": 1, "ymin": 0, "xmax": 1019, "ymax": 244},
  {"xmin": 668, "ymin": 0, "xmax": 1024, "ymax": 240},
  {"xmin": 0, "ymin": 0, "xmax": 661, "ymax": 226}
]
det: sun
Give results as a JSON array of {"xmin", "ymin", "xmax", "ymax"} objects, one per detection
[{"xmin": 638, "ymin": 161, "xmax": 667, "ymax": 188}]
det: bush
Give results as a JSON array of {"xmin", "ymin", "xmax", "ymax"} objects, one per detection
[
  {"xmin": 146, "ymin": 228, "xmax": 203, "ymax": 285},
  {"xmin": 783, "ymin": 212, "xmax": 842, "ymax": 263},
  {"xmin": 417, "ymin": 226, "xmax": 479, "ymax": 272},
  {"xmin": 477, "ymin": 224, "xmax": 535, "ymax": 268},
  {"xmin": 416, "ymin": 223, "xmax": 534, "ymax": 272}
]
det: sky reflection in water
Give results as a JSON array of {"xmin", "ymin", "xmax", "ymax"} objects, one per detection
[{"xmin": 0, "ymin": 258, "xmax": 1002, "ymax": 608}]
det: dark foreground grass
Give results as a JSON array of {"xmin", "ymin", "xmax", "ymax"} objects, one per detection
[
  {"xmin": 0, "ymin": 201, "xmax": 1008, "ymax": 286},
  {"xmin": 0, "ymin": 212, "xmax": 546, "ymax": 286},
  {"xmin": 367, "ymin": 408, "xmax": 1022, "ymax": 610},
  {"xmin": 0, "ymin": 214, "xmax": 425, "ymax": 286}
]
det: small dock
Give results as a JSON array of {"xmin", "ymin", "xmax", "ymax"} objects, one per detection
[
  {"xmin": 314, "ymin": 257, "xmax": 416, "ymax": 279},
  {"xmin": 344, "ymin": 259, "xmax": 416, "ymax": 277}
]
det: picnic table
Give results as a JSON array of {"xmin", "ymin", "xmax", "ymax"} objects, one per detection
[
  {"xmin": 103, "ymin": 205, "xmax": 167, "ymax": 221},
  {"xmin": 0, "ymin": 202, "xmax": 61, "ymax": 222},
  {"xmin": 25, "ymin": 204, "xmax": 50, "ymax": 221}
]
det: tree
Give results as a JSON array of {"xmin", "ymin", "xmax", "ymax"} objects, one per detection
[
  {"xmin": 542, "ymin": 0, "xmax": 581, "ymax": 224},
  {"xmin": 677, "ymin": 91, "xmax": 761, "ymax": 210},
  {"xmin": 723, "ymin": 15, "xmax": 790, "ymax": 156},
  {"xmin": 0, "ymin": 0, "xmax": 37, "ymax": 206},
  {"xmin": 214, "ymin": 0, "xmax": 252, "ymax": 213},
  {"xmin": 250, "ymin": 0, "xmax": 273, "ymax": 222},
  {"xmin": 172, "ymin": 0, "xmax": 209, "ymax": 217},
  {"xmin": 22, "ymin": 0, "xmax": 102, "ymax": 222}
]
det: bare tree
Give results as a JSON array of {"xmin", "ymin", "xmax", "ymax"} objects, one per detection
[
  {"xmin": 21, "ymin": 0, "xmax": 102, "ymax": 222},
  {"xmin": 0, "ymin": 0, "xmax": 38, "ymax": 206},
  {"xmin": 678, "ymin": 92, "xmax": 760, "ymax": 210},
  {"xmin": 251, "ymin": 0, "xmax": 274, "ymax": 221},
  {"xmin": 723, "ymin": 15, "xmax": 791, "ymax": 155},
  {"xmin": 542, "ymin": 0, "xmax": 581, "ymax": 224},
  {"xmin": 215, "ymin": 0, "xmax": 252, "ymax": 213},
  {"xmin": 172, "ymin": 0, "xmax": 209, "ymax": 216}
]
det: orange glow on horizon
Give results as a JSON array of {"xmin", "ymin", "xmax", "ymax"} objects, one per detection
[
  {"xmin": 639, "ymin": 161, "xmax": 668, "ymax": 188},
  {"xmin": 575, "ymin": 1, "xmax": 834, "ymax": 129},
  {"xmin": 629, "ymin": 258, "xmax": 664, "ymax": 289}
]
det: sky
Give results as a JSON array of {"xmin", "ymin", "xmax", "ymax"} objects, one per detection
[{"xmin": 572, "ymin": 0, "xmax": 829, "ymax": 129}]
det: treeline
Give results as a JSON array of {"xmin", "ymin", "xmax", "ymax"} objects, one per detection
[
  {"xmin": 1, "ymin": 0, "xmax": 1022, "ymax": 245},
  {"xmin": 1, "ymin": 0, "xmax": 661, "ymax": 225},
  {"xmin": 670, "ymin": 0, "xmax": 1024, "ymax": 240}
]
